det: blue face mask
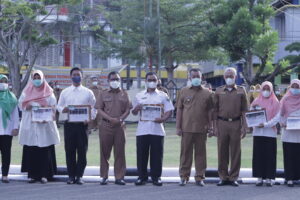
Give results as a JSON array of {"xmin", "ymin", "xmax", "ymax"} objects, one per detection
[
  {"xmin": 290, "ymin": 88, "xmax": 300, "ymax": 95},
  {"xmin": 72, "ymin": 76, "xmax": 81, "ymax": 84},
  {"xmin": 191, "ymin": 78, "xmax": 201, "ymax": 87},
  {"xmin": 32, "ymin": 79, "xmax": 42, "ymax": 87}
]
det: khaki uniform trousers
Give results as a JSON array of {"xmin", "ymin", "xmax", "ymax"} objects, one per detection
[
  {"xmin": 179, "ymin": 132, "xmax": 207, "ymax": 181},
  {"xmin": 217, "ymin": 119, "xmax": 241, "ymax": 181},
  {"xmin": 99, "ymin": 123, "xmax": 126, "ymax": 180}
]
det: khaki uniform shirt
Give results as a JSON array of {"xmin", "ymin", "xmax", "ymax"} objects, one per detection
[
  {"xmin": 96, "ymin": 88, "xmax": 131, "ymax": 119},
  {"xmin": 214, "ymin": 85, "xmax": 249, "ymax": 119},
  {"xmin": 177, "ymin": 86, "xmax": 214, "ymax": 133}
]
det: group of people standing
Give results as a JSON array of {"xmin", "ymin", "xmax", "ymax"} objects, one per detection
[
  {"xmin": 176, "ymin": 67, "xmax": 300, "ymax": 188},
  {"xmin": 0, "ymin": 66, "xmax": 299, "ymax": 188}
]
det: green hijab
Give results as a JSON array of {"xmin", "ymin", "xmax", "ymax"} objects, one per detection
[{"xmin": 0, "ymin": 75, "xmax": 18, "ymax": 128}]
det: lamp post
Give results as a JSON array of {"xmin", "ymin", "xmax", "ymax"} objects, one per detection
[{"xmin": 157, "ymin": 0, "xmax": 161, "ymax": 78}]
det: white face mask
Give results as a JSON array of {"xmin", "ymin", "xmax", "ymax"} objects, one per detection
[
  {"xmin": 262, "ymin": 90, "xmax": 271, "ymax": 98},
  {"xmin": 109, "ymin": 81, "xmax": 120, "ymax": 89},
  {"xmin": 0, "ymin": 83, "xmax": 8, "ymax": 91},
  {"xmin": 147, "ymin": 82, "xmax": 157, "ymax": 89},
  {"xmin": 92, "ymin": 81, "xmax": 98, "ymax": 86},
  {"xmin": 225, "ymin": 78, "xmax": 235, "ymax": 86}
]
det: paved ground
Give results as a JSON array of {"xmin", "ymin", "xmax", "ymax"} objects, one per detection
[{"xmin": 1, "ymin": 181, "xmax": 300, "ymax": 200}]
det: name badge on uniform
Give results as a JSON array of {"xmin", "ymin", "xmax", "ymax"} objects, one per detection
[{"xmin": 185, "ymin": 96, "xmax": 192, "ymax": 102}]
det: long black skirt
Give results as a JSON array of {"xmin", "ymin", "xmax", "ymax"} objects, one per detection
[
  {"xmin": 283, "ymin": 142, "xmax": 300, "ymax": 181},
  {"xmin": 21, "ymin": 145, "xmax": 57, "ymax": 180},
  {"xmin": 252, "ymin": 136, "xmax": 277, "ymax": 179}
]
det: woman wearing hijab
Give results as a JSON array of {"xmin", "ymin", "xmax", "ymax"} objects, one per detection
[
  {"xmin": 19, "ymin": 70, "xmax": 60, "ymax": 184},
  {"xmin": 278, "ymin": 79, "xmax": 300, "ymax": 187},
  {"xmin": 251, "ymin": 81, "xmax": 280, "ymax": 187},
  {"xmin": 0, "ymin": 75, "xmax": 19, "ymax": 183}
]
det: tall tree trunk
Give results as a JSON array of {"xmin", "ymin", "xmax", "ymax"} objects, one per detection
[
  {"xmin": 9, "ymin": 64, "xmax": 22, "ymax": 98},
  {"xmin": 165, "ymin": 53, "xmax": 177, "ymax": 81}
]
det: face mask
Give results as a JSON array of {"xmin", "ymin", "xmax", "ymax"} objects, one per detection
[
  {"xmin": 191, "ymin": 78, "xmax": 201, "ymax": 87},
  {"xmin": 56, "ymin": 85, "xmax": 60, "ymax": 89},
  {"xmin": 72, "ymin": 76, "xmax": 81, "ymax": 84},
  {"xmin": 0, "ymin": 83, "xmax": 8, "ymax": 91},
  {"xmin": 225, "ymin": 78, "xmax": 235, "ymax": 86},
  {"xmin": 147, "ymin": 82, "xmax": 157, "ymax": 89},
  {"xmin": 32, "ymin": 79, "xmax": 42, "ymax": 87},
  {"xmin": 290, "ymin": 88, "xmax": 300, "ymax": 95},
  {"xmin": 109, "ymin": 81, "xmax": 120, "ymax": 89},
  {"xmin": 92, "ymin": 81, "xmax": 98, "ymax": 86},
  {"xmin": 262, "ymin": 90, "xmax": 271, "ymax": 98}
]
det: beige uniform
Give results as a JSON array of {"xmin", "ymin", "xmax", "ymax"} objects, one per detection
[
  {"xmin": 214, "ymin": 85, "xmax": 249, "ymax": 181},
  {"xmin": 95, "ymin": 88, "xmax": 131, "ymax": 179},
  {"xmin": 177, "ymin": 86, "xmax": 214, "ymax": 181}
]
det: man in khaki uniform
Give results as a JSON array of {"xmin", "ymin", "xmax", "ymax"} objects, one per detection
[
  {"xmin": 88, "ymin": 76, "xmax": 102, "ymax": 131},
  {"xmin": 214, "ymin": 67, "xmax": 249, "ymax": 187},
  {"xmin": 95, "ymin": 71, "xmax": 131, "ymax": 185},
  {"xmin": 176, "ymin": 68, "xmax": 214, "ymax": 186}
]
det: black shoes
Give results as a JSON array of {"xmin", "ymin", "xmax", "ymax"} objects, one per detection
[
  {"xmin": 231, "ymin": 181, "xmax": 239, "ymax": 187},
  {"xmin": 179, "ymin": 179, "xmax": 187, "ymax": 186},
  {"xmin": 76, "ymin": 177, "xmax": 84, "ymax": 185},
  {"xmin": 115, "ymin": 179, "xmax": 126, "ymax": 185},
  {"xmin": 217, "ymin": 180, "xmax": 238, "ymax": 186},
  {"xmin": 28, "ymin": 178, "xmax": 36, "ymax": 184},
  {"xmin": 256, "ymin": 181, "xmax": 263, "ymax": 186},
  {"xmin": 195, "ymin": 180, "xmax": 205, "ymax": 186},
  {"xmin": 67, "ymin": 177, "xmax": 76, "ymax": 184},
  {"xmin": 135, "ymin": 178, "xmax": 147, "ymax": 186},
  {"xmin": 100, "ymin": 178, "xmax": 108, "ymax": 185},
  {"xmin": 1, "ymin": 177, "xmax": 9, "ymax": 183},
  {"xmin": 217, "ymin": 180, "xmax": 228, "ymax": 186},
  {"xmin": 152, "ymin": 178, "xmax": 163, "ymax": 186}
]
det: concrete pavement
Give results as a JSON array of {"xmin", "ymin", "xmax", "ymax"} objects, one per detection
[{"xmin": 1, "ymin": 181, "xmax": 300, "ymax": 200}]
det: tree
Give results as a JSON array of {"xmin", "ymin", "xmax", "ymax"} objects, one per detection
[
  {"xmin": 261, "ymin": 42, "xmax": 300, "ymax": 80},
  {"xmin": 0, "ymin": 0, "xmax": 81, "ymax": 97},
  {"xmin": 201, "ymin": 0, "xmax": 280, "ymax": 85},
  {"xmin": 96, "ymin": 0, "xmax": 216, "ymax": 81}
]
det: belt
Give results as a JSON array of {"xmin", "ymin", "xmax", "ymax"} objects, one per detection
[
  {"xmin": 102, "ymin": 118, "xmax": 110, "ymax": 123},
  {"xmin": 217, "ymin": 116, "xmax": 241, "ymax": 122}
]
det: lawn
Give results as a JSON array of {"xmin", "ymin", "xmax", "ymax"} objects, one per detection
[{"xmin": 10, "ymin": 123, "xmax": 284, "ymax": 168}]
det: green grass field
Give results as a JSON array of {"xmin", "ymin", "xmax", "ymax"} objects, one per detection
[{"xmin": 9, "ymin": 123, "xmax": 284, "ymax": 168}]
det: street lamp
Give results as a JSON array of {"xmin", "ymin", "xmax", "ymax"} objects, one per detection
[{"xmin": 157, "ymin": 0, "xmax": 161, "ymax": 78}]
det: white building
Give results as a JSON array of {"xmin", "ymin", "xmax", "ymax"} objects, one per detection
[
  {"xmin": 32, "ymin": 0, "xmax": 121, "ymax": 69},
  {"xmin": 272, "ymin": 0, "xmax": 300, "ymax": 62}
]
